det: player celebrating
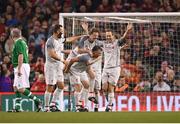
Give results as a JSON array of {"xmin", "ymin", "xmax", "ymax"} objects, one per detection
[
  {"xmin": 102, "ymin": 23, "xmax": 133, "ymax": 112},
  {"xmin": 10, "ymin": 28, "xmax": 42, "ymax": 112},
  {"xmin": 77, "ymin": 26, "xmax": 103, "ymax": 112},
  {"xmin": 64, "ymin": 46, "xmax": 102, "ymax": 112},
  {"xmin": 44, "ymin": 24, "xmax": 83, "ymax": 112}
]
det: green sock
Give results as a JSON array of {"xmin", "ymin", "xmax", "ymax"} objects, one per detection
[
  {"xmin": 15, "ymin": 91, "xmax": 22, "ymax": 110},
  {"xmin": 23, "ymin": 89, "xmax": 40, "ymax": 103}
]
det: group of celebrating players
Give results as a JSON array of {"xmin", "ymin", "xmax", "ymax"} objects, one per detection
[
  {"xmin": 44, "ymin": 22, "xmax": 133, "ymax": 112},
  {"xmin": 10, "ymin": 22, "xmax": 132, "ymax": 112}
]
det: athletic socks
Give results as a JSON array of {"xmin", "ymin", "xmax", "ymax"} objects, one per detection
[
  {"xmin": 15, "ymin": 91, "xmax": 22, "ymax": 110},
  {"xmin": 108, "ymin": 92, "xmax": 114, "ymax": 105},
  {"xmin": 74, "ymin": 91, "xmax": 81, "ymax": 106},
  {"xmin": 80, "ymin": 88, "xmax": 89, "ymax": 107},
  {"xmin": 23, "ymin": 89, "xmax": 40, "ymax": 104},
  {"xmin": 51, "ymin": 88, "xmax": 63, "ymax": 104},
  {"xmin": 44, "ymin": 91, "xmax": 52, "ymax": 107}
]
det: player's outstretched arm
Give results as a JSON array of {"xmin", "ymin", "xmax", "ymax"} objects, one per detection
[
  {"xmin": 65, "ymin": 22, "xmax": 89, "ymax": 43},
  {"xmin": 121, "ymin": 23, "xmax": 133, "ymax": 39},
  {"xmin": 64, "ymin": 57, "xmax": 79, "ymax": 73},
  {"xmin": 65, "ymin": 35, "xmax": 84, "ymax": 43}
]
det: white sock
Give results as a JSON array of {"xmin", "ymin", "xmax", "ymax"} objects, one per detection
[
  {"xmin": 74, "ymin": 91, "xmax": 81, "ymax": 106},
  {"xmin": 80, "ymin": 88, "xmax": 89, "ymax": 107},
  {"xmin": 44, "ymin": 91, "xmax": 52, "ymax": 107},
  {"xmin": 89, "ymin": 78, "xmax": 95, "ymax": 93},
  {"xmin": 51, "ymin": 88, "xmax": 63, "ymax": 104},
  {"xmin": 108, "ymin": 92, "xmax": 114, "ymax": 105}
]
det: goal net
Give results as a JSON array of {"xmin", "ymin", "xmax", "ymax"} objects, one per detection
[{"xmin": 60, "ymin": 13, "xmax": 180, "ymax": 112}]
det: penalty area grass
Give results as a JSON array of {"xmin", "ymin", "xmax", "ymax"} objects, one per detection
[{"xmin": 0, "ymin": 112, "xmax": 180, "ymax": 123}]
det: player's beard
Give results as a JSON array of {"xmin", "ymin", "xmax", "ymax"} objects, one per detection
[{"xmin": 57, "ymin": 32, "xmax": 62, "ymax": 38}]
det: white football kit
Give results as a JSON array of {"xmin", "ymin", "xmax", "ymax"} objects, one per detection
[{"xmin": 45, "ymin": 36, "xmax": 64, "ymax": 85}]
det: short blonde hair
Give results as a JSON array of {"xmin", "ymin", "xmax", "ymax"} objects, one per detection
[{"xmin": 10, "ymin": 28, "xmax": 22, "ymax": 38}]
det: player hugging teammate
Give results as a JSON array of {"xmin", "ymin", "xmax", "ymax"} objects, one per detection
[{"xmin": 9, "ymin": 22, "xmax": 132, "ymax": 112}]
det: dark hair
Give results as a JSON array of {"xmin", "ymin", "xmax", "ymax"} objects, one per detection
[
  {"xmin": 52, "ymin": 24, "xmax": 62, "ymax": 33},
  {"xmin": 92, "ymin": 45, "xmax": 102, "ymax": 52},
  {"xmin": 89, "ymin": 28, "xmax": 99, "ymax": 35}
]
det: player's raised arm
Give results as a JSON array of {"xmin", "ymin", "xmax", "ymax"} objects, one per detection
[
  {"xmin": 65, "ymin": 22, "xmax": 89, "ymax": 43},
  {"xmin": 121, "ymin": 23, "xmax": 133, "ymax": 39},
  {"xmin": 118, "ymin": 23, "xmax": 133, "ymax": 46},
  {"xmin": 81, "ymin": 22, "xmax": 89, "ymax": 35}
]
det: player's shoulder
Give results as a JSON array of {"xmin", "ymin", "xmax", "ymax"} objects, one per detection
[
  {"xmin": 78, "ymin": 53, "xmax": 90, "ymax": 62},
  {"xmin": 47, "ymin": 36, "xmax": 54, "ymax": 42},
  {"xmin": 46, "ymin": 36, "xmax": 55, "ymax": 45},
  {"xmin": 16, "ymin": 38, "xmax": 27, "ymax": 45},
  {"xmin": 96, "ymin": 39, "xmax": 104, "ymax": 44}
]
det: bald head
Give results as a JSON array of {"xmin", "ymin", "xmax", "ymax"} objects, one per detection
[{"xmin": 10, "ymin": 28, "xmax": 22, "ymax": 40}]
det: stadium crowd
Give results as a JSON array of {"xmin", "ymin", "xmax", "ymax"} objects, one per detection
[{"xmin": 0, "ymin": 0, "xmax": 180, "ymax": 92}]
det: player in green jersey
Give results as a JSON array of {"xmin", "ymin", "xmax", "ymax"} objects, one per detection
[{"xmin": 10, "ymin": 28, "xmax": 42, "ymax": 112}]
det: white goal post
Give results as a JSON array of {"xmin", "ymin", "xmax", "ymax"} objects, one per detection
[{"xmin": 59, "ymin": 12, "xmax": 180, "ymax": 112}]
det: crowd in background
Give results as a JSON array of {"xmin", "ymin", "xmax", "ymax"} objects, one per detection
[{"xmin": 0, "ymin": 0, "xmax": 180, "ymax": 92}]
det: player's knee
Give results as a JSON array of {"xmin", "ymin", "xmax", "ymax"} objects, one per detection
[
  {"xmin": 74, "ymin": 84, "xmax": 82, "ymax": 92},
  {"xmin": 57, "ymin": 85, "xmax": 64, "ymax": 89},
  {"xmin": 57, "ymin": 82, "xmax": 64, "ymax": 89},
  {"xmin": 46, "ymin": 85, "xmax": 54, "ymax": 92},
  {"xmin": 108, "ymin": 84, "xmax": 115, "ymax": 93},
  {"xmin": 84, "ymin": 83, "xmax": 89, "ymax": 89},
  {"xmin": 102, "ymin": 83, "xmax": 108, "ymax": 91},
  {"xmin": 17, "ymin": 88, "xmax": 25, "ymax": 93}
]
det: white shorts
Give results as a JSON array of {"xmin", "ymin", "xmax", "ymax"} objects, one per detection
[
  {"xmin": 44, "ymin": 63, "xmax": 64, "ymax": 85},
  {"xmin": 69, "ymin": 70, "xmax": 88, "ymax": 85},
  {"xmin": 102, "ymin": 67, "xmax": 120, "ymax": 86},
  {"xmin": 13, "ymin": 63, "xmax": 30, "ymax": 89}
]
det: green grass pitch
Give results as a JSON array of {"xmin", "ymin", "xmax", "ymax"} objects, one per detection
[{"xmin": 0, "ymin": 112, "xmax": 180, "ymax": 123}]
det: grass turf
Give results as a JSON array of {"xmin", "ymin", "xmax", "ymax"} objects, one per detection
[{"xmin": 0, "ymin": 112, "xmax": 180, "ymax": 123}]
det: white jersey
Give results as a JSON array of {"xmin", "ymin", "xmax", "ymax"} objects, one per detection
[
  {"xmin": 103, "ymin": 39, "xmax": 125, "ymax": 69},
  {"xmin": 78, "ymin": 37, "xmax": 103, "ymax": 73},
  {"xmin": 45, "ymin": 36, "xmax": 64, "ymax": 67},
  {"xmin": 66, "ymin": 47, "xmax": 79, "ymax": 61},
  {"xmin": 70, "ymin": 54, "xmax": 91, "ymax": 73}
]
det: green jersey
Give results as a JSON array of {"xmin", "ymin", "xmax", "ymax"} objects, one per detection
[{"xmin": 12, "ymin": 38, "xmax": 29, "ymax": 67}]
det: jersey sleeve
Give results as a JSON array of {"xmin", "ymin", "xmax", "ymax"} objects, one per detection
[
  {"xmin": 46, "ymin": 40, "xmax": 54, "ymax": 49},
  {"xmin": 16, "ymin": 41, "xmax": 25, "ymax": 54},
  {"xmin": 77, "ymin": 36, "xmax": 89, "ymax": 48},
  {"xmin": 117, "ymin": 38, "xmax": 126, "ymax": 47},
  {"xmin": 79, "ymin": 54, "xmax": 90, "ymax": 62},
  {"xmin": 97, "ymin": 40, "xmax": 104, "ymax": 47}
]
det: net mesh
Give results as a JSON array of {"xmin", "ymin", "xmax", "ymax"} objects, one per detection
[{"xmin": 61, "ymin": 14, "xmax": 180, "ymax": 111}]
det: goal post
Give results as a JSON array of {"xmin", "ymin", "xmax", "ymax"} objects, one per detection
[{"xmin": 60, "ymin": 12, "xmax": 180, "ymax": 112}]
